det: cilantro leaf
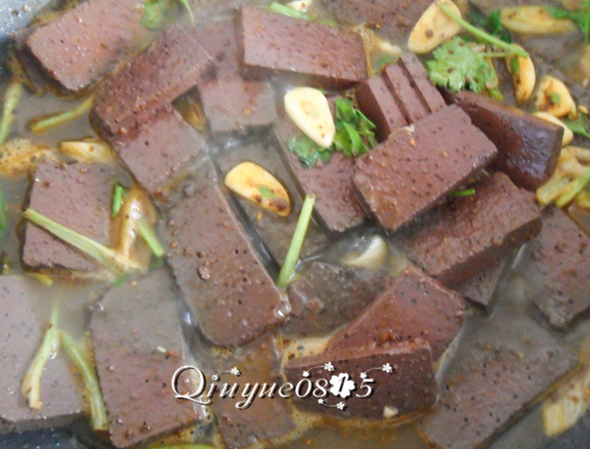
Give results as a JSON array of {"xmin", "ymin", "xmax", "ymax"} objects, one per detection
[
  {"xmin": 427, "ymin": 37, "xmax": 498, "ymax": 93},
  {"xmin": 563, "ymin": 114, "xmax": 590, "ymax": 139},
  {"xmin": 333, "ymin": 98, "xmax": 377, "ymax": 157},
  {"xmin": 287, "ymin": 98, "xmax": 377, "ymax": 167},
  {"xmin": 287, "ymin": 135, "xmax": 333, "ymax": 168},
  {"xmin": 546, "ymin": 1, "xmax": 590, "ymax": 43}
]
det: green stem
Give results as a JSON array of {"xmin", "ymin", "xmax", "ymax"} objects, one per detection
[
  {"xmin": 60, "ymin": 332, "xmax": 108, "ymax": 431},
  {"xmin": 439, "ymin": 4, "xmax": 529, "ymax": 58},
  {"xmin": 27, "ymin": 272, "xmax": 54, "ymax": 286},
  {"xmin": 177, "ymin": 0, "xmax": 194, "ymax": 26},
  {"xmin": 21, "ymin": 308, "xmax": 59, "ymax": 410},
  {"xmin": 23, "ymin": 208, "xmax": 132, "ymax": 271},
  {"xmin": 450, "ymin": 188, "xmax": 476, "ymax": 197},
  {"xmin": 0, "ymin": 81, "xmax": 24, "ymax": 146},
  {"xmin": 278, "ymin": 194, "xmax": 315, "ymax": 288},
  {"xmin": 269, "ymin": 2, "xmax": 310, "ymax": 20},
  {"xmin": 136, "ymin": 217, "xmax": 165, "ymax": 258},
  {"xmin": 29, "ymin": 96, "xmax": 93, "ymax": 133},
  {"xmin": 479, "ymin": 52, "xmax": 512, "ymax": 58},
  {"xmin": 556, "ymin": 168, "xmax": 590, "ymax": 207},
  {"xmin": 112, "ymin": 184, "xmax": 126, "ymax": 218}
]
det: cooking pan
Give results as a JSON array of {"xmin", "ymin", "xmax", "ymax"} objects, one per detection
[{"xmin": 0, "ymin": 0, "xmax": 589, "ymax": 448}]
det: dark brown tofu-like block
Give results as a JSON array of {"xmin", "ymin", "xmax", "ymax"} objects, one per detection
[
  {"xmin": 328, "ymin": 264, "xmax": 465, "ymax": 360},
  {"xmin": 23, "ymin": 159, "xmax": 114, "ymax": 273},
  {"xmin": 396, "ymin": 172, "xmax": 542, "ymax": 287},
  {"xmin": 23, "ymin": 0, "xmax": 142, "ymax": 94},
  {"xmin": 92, "ymin": 24, "xmax": 215, "ymax": 135},
  {"xmin": 383, "ymin": 64, "xmax": 429, "ymax": 123},
  {"xmin": 355, "ymin": 76, "xmax": 407, "ymax": 141},
  {"xmin": 237, "ymin": 5, "xmax": 366, "ymax": 89},
  {"xmin": 454, "ymin": 254, "xmax": 512, "ymax": 312},
  {"xmin": 451, "ymin": 90, "xmax": 563, "ymax": 191},
  {"xmin": 199, "ymin": 78, "xmax": 278, "ymax": 135},
  {"xmin": 190, "ymin": 20, "xmax": 278, "ymax": 135},
  {"xmin": 162, "ymin": 160, "xmax": 287, "ymax": 347},
  {"xmin": 353, "ymin": 105, "xmax": 498, "ymax": 232},
  {"xmin": 109, "ymin": 107, "xmax": 207, "ymax": 197},
  {"xmin": 211, "ymin": 336, "xmax": 294, "ymax": 448},
  {"xmin": 91, "ymin": 269, "xmax": 206, "ymax": 448},
  {"xmin": 528, "ymin": 207, "xmax": 590, "ymax": 328},
  {"xmin": 419, "ymin": 315, "xmax": 578, "ymax": 449},
  {"xmin": 320, "ymin": 0, "xmax": 429, "ymax": 42},
  {"xmin": 283, "ymin": 261, "xmax": 388, "ymax": 337},
  {"xmin": 398, "ymin": 53, "xmax": 446, "ymax": 113},
  {"xmin": 284, "ymin": 339, "xmax": 436, "ymax": 419},
  {"xmin": 0, "ymin": 276, "xmax": 83, "ymax": 433},
  {"xmin": 275, "ymin": 118, "xmax": 367, "ymax": 234}
]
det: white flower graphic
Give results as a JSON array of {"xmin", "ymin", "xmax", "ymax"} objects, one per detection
[
  {"xmin": 318, "ymin": 398, "xmax": 325, "ymax": 405},
  {"xmin": 324, "ymin": 362, "xmax": 335, "ymax": 372},
  {"xmin": 230, "ymin": 367, "xmax": 241, "ymax": 376},
  {"xmin": 382, "ymin": 363, "xmax": 393, "ymax": 374},
  {"xmin": 211, "ymin": 374, "xmax": 220, "ymax": 381},
  {"xmin": 329, "ymin": 373, "xmax": 356, "ymax": 399},
  {"xmin": 336, "ymin": 402, "xmax": 346, "ymax": 410},
  {"xmin": 302, "ymin": 370, "xmax": 310, "ymax": 378},
  {"xmin": 360, "ymin": 372, "xmax": 367, "ymax": 379}
]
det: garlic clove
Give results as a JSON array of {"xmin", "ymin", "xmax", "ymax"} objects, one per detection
[
  {"xmin": 284, "ymin": 87, "xmax": 336, "ymax": 148},
  {"xmin": 534, "ymin": 75, "xmax": 577, "ymax": 119},
  {"xmin": 408, "ymin": 0, "xmax": 462, "ymax": 54},
  {"xmin": 534, "ymin": 111, "xmax": 574, "ymax": 146},
  {"xmin": 286, "ymin": 0, "xmax": 311, "ymax": 12},
  {"xmin": 224, "ymin": 162, "xmax": 291, "ymax": 217},
  {"xmin": 506, "ymin": 46, "xmax": 536, "ymax": 104},
  {"xmin": 500, "ymin": 6, "xmax": 577, "ymax": 35}
]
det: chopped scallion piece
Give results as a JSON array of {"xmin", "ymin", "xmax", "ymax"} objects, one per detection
[
  {"xmin": 0, "ymin": 188, "xmax": 5, "ymax": 234},
  {"xmin": 112, "ymin": 184, "xmax": 126, "ymax": 218},
  {"xmin": 29, "ymin": 96, "xmax": 93, "ymax": 134},
  {"xmin": 269, "ymin": 2, "xmax": 310, "ymax": 20},
  {"xmin": 27, "ymin": 272, "xmax": 54, "ymax": 286},
  {"xmin": 450, "ymin": 188, "xmax": 476, "ymax": 197},
  {"xmin": 23, "ymin": 208, "xmax": 134, "ymax": 271},
  {"xmin": 278, "ymin": 194, "xmax": 315, "ymax": 288},
  {"xmin": 136, "ymin": 217, "xmax": 165, "ymax": 258},
  {"xmin": 177, "ymin": 0, "xmax": 194, "ymax": 26},
  {"xmin": 0, "ymin": 81, "xmax": 24, "ymax": 147},
  {"xmin": 555, "ymin": 168, "xmax": 590, "ymax": 207},
  {"xmin": 438, "ymin": 3, "xmax": 528, "ymax": 58},
  {"xmin": 141, "ymin": 0, "xmax": 169, "ymax": 29},
  {"xmin": 60, "ymin": 332, "xmax": 108, "ymax": 431},
  {"xmin": 21, "ymin": 308, "xmax": 59, "ymax": 410}
]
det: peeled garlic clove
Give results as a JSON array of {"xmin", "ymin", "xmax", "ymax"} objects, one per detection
[
  {"xmin": 534, "ymin": 75, "xmax": 577, "ymax": 118},
  {"xmin": 284, "ymin": 87, "xmax": 335, "ymax": 148},
  {"xmin": 408, "ymin": 0, "xmax": 462, "ymax": 54},
  {"xmin": 286, "ymin": 0, "xmax": 311, "ymax": 12},
  {"xmin": 341, "ymin": 235, "xmax": 388, "ymax": 270},
  {"xmin": 225, "ymin": 162, "xmax": 291, "ymax": 217},
  {"xmin": 534, "ymin": 112, "xmax": 574, "ymax": 146},
  {"xmin": 500, "ymin": 6, "xmax": 577, "ymax": 35},
  {"xmin": 506, "ymin": 47, "xmax": 536, "ymax": 104},
  {"xmin": 59, "ymin": 140, "xmax": 114, "ymax": 164}
]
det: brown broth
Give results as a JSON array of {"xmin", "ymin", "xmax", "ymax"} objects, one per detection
[{"xmin": 1, "ymin": 1, "xmax": 590, "ymax": 448}]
